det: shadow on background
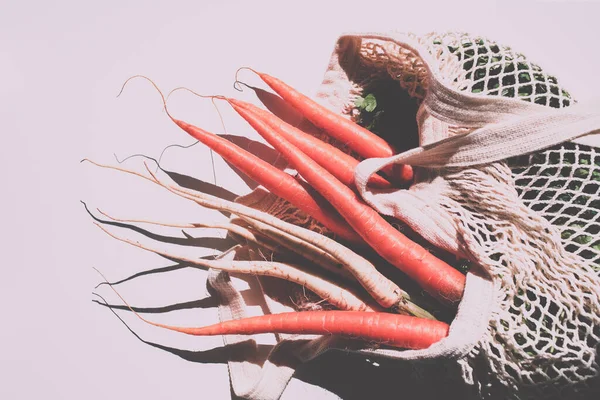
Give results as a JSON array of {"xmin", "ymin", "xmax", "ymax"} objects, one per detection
[
  {"xmin": 293, "ymin": 348, "xmax": 473, "ymax": 400},
  {"xmin": 217, "ymin": 134, "xmax": 286, "ymax": 190},
  {"xmin": 163, "ymin": 168, "xmax": 238, "ymax": 203},
  {"xmin": 94, "ymin": 294, "xmax": 273, "ymax": 366},
  {"xmin": 93, "ymin": 295, "xmax": 219, "ymax": 314},
  {"xmin": 83, "ymin": 201, "xmax": 237, "ymax": 252}
]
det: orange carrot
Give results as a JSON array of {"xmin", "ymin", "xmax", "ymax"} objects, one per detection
[
  {"xmin": 391, "ymin": 163, "xmax": 414, "ymax": 183},
  {"xmin": 238, "ymin": 69, "xmax": 413, "ymax": 182},
  {"xmin": 101, "ymin": 273, "xmax": 447, "ymax": 349},
  {"xmin": 173, "ymin": 121, "xmax": 361, "ymax": 244},
  {"xmin": 228, "ymin": 98, "xmax": 393, "ymax": 190},
  {"xmin": 239, "ymin": 110, "xmax": 466, "ymax": 305},
  {"xmin": 241, "ymin": 69, "xmax": 394, "ymax": 158},
  {"xmin": 97, "ymin": 271, "xmax": 448, "ymax": 350},
  {"xmin": 151, "ymin": 311, "xmax": 448, "ymax": 349},
  {"xmin": 120, "ymin": 76, "xmax": 361, "ymax": 244}
]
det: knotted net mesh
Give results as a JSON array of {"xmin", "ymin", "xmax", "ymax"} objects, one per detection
[
  {"xmin": 354, "ymin": 33, "xmax": 600, "ymax": 398},
  {"xmin": 246, "ymin": 33, "xmax": 600, "ymax": 398},
  {"xmin": 428, "ymin": 33, "xmax": 598, "ymax": 273},
  {"xmin": 219, "ymin": 31, "xmax": 600, "ymax": 399}
]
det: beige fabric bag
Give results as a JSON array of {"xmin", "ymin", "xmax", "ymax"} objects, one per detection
[{"xmin": 210, "ymin": 32, "xmax": 600, "ymax": 399}]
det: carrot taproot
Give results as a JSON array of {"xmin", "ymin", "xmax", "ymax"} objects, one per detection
[
  {"xmin": 168, "ymin": 87, "xmax": 394, "ymax": 189},
  {"xmin": 97, "ymin": 208, "xmax": 358, "ymax": 284},
  {"xmin": 172, "ymin": 119, "xmax": 360, "ymax": 243},
  {"xmin": 100, "ymin": 269, "xmax": 446, "ymax": 349},
  {"xmin": 96, "ymin": 266, "xmax": 446, "ymax": 348},
  {"xmin": 391, "ymin": 163, "xmax": 414, "ymax": 183},
  {"xmin": 84, "ymin": 159, "xmax": 406, "ymax": 310},
  {"xmin": 227, "ymin": 99, "xmax": 393, "ymax": 190},
  {"xmin": 237, "ymin": 69, "xmax": 394, "ymax": 158},
  {"xmin": 237, "ymin": 68, "xmax": 413, "ymax": 183},
  {"xmin": 238, "ymin": 110, "xmax": 466, "ymax": 305},
  {"xmin": 150, "ymin": 311, "xmax": 448, "ymax": 349},
  {"xmin": 94, "ymin": 222, "xmax": 376, "ymax": 312},
  {"xmin": 95, "ymin": 193, "xmax": 432, "ymax": 318},
  {"xmin": 119, "ymin": 76, "xmax": 361, "ymax": 244}
]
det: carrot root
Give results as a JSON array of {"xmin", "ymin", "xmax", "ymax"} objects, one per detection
[
  {"xmin": 159, "ymin": 311, "xmax": 449, "ymax": 349},
  {"xmin": 93, "ymin": 222, "xmax": 375, "ymax": 312},
  {"xmin": 96, "ymin": 267, "xmax": 448, "ymax": 350},
  {"xmin": 146, "ymin": 83, "xmax": 362, "ymax": 244},
  {"xmin": 244, "ymin": 70, "xmax": 394, "ymax": 157},
  {"xmin": 98, "ymin": 208, "xmax": 355, "ymax": 283},
  {"xmin": 83, "ymin": 159, "xmax": 405, "ymax": 310},
  {"xmin": 232, "ymin": 105, "xmax": 466, "ymax": 305},
  {"xmin": 227, "ymin": 99, "xmax": 395, "ymax": 190}
]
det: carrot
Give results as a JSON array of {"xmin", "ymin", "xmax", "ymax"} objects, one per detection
[
  {"xmin": 94, "ymin": 223, "xmax": 376, "ymax": 312},
  {"xmin": 119, "ymin": 76, "xmax": 361, "ymax": 244},
  {"xmin": 390, "ymin": 163, "xmax": 414, "ymax": 184},
  {"xmin": 156, "ymin": 311, "xmax": 448, "ymax": 349},
  {"xmin": 237, "ymin": 68, "xmax": 414, "ymax": 183},
  {"xmin": 227, "ymin": 98, "xmax": 393, "ymax": 190},
  {"xmin": 97, "ymin": 208, "xmax": 358, "ymax": 284},
  {"xmin": 237, "ymin": 69, "xmax": 394, "ymax": 158},
  {"xmin": 84, "ymin": 159, "xmax": 407, "ymax": 310},
  {"xmin": 152, "ymin": 311, "xmax": 448, "ymax": 349},
  {"xmin": 238, "ymin": 110, "xmax": 466, "ymax": 305},
  {"xmin": 172, "ymin": 119, "xmax": 360, "ymax": 243},
  {"xmin": 96, "ymin": 208, "xmax": 284, "ymax": 256},
  {"xmin": 170, "ymin": 87, "xmax": 390, "ymax": 189},
  {"xmin": 96, "ymin": 269, "xmax": 448, "ymax": 348}
]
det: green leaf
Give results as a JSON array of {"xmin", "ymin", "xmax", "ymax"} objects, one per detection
[
  {"xmin": 354, "ymin": 96, "xmax": 365, "ymax": 109},
  {"xmin": 363, "ymin": 94, "xmax": 377, "ymax": 112},
  {"xmin": 355, "ymin": 93, "xmax": 377, "ymax": 113}
]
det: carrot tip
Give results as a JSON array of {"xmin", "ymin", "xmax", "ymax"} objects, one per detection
[
  {"xmin": 234, "ymin": 66, "xmax": 263, "ymax": 85},
  {"xmin": 233, "ymin": 80, "xmax": 257, "ymax": 92}
]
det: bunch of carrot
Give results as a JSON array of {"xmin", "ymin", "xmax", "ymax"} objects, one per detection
[{"xmin": 91, "ymin": 70, "xmax": 468, "ymax": 351}]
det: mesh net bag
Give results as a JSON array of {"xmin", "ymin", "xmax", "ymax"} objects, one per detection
[{"xmin": 210, "ymin": 32, "xmax": 600, "ymax": 399}]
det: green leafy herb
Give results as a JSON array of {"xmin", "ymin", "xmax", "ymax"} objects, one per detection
[
  {"xmin": 354, "ymin": 93, "xmax": 385, "ymax": 135},
  {"xmin": 355, "ymin": 93, "xmax": 378, "ymax": 112}
]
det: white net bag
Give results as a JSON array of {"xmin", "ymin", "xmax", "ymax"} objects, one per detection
[{"xmin": 211, "ymin": 32, "xmax": 600, "ymax": 399}]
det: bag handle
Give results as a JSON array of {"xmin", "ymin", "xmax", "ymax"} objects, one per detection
[{"xmin": 349, "ymin": 32, "xmax": 600, "ymax": 213}]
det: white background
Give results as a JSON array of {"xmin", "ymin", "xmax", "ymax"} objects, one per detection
[{"xmin": 1, "ymin": 0, "xmax": 599, "ymax": 399}]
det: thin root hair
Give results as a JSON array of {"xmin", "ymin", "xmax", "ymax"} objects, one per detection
[
  {"xmin": 113, "ymin": 152, "xmax": 167, "ymax": 174},
  {"xmin": 157, "ymin": 141, "xmax": 200, "ymax": 167},
  {"xmin": 233, "ymin": 80, "xmax": 257, "ymax": 92},
  {"xmin": 234, "ymin": 67, "xmax": 260, "ymax": 89},
  {"xmin": 116, "ymin": 75, "xmax": 173, "ymax": 120}
]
